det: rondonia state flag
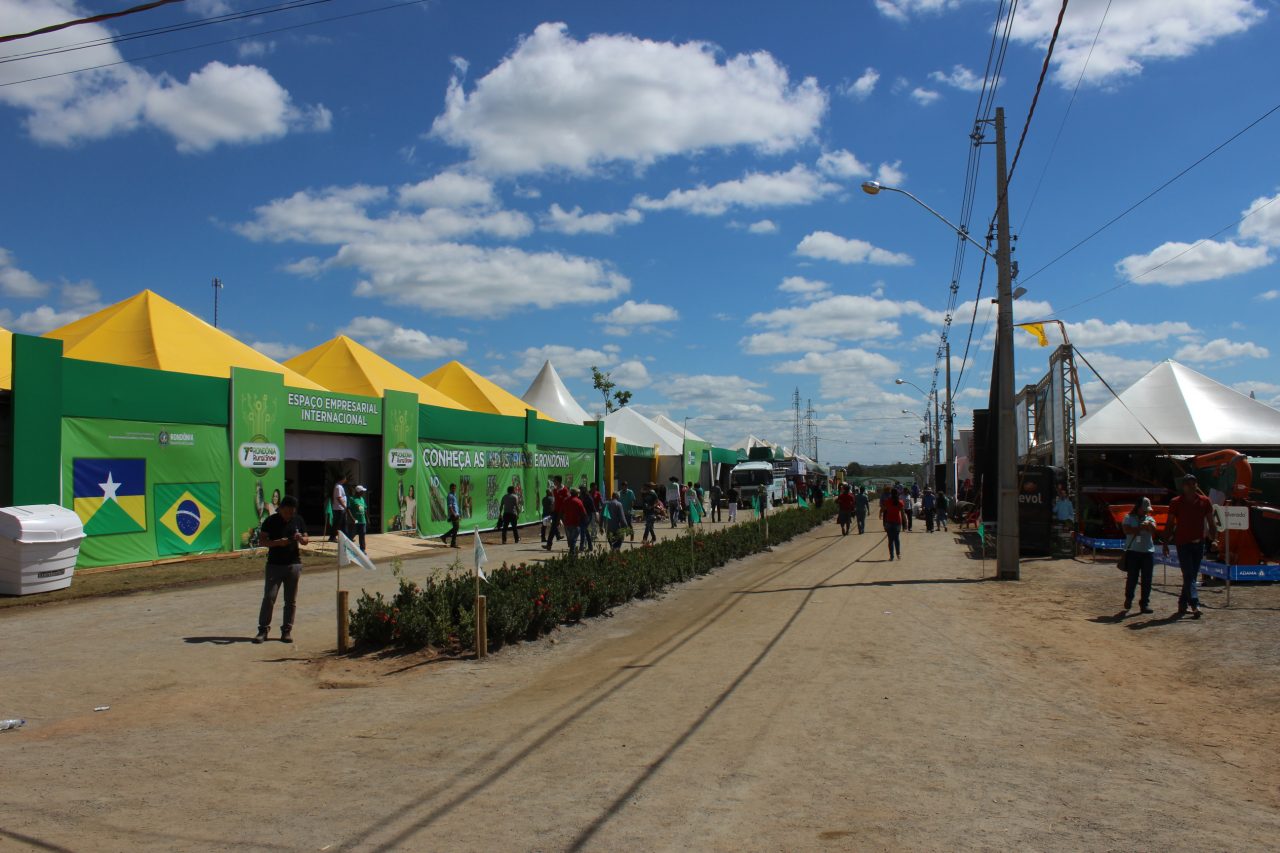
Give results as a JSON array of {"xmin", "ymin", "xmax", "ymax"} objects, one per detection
[
  {"xmin": 337, "ymin": 531, "xmax": 376, "ymax": 571},
  {"xmin": 156, "ymin": 483, "xmax": 220, "ymax": 556},
  {"xmin": 73, "ymin": 458, "xmax": 147, "ymax": 536}
]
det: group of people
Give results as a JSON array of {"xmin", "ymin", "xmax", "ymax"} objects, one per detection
[
  {"xmin": 326, "ymin": 474, "xmax": 370, "ymax": 552},
  {"xmin": 1118, "ymin": 473, "xmax": 1218, "ymax": 619},
  {"xmin": 835, "ymin": 481, "xmax": 951, "ymax": 561}
]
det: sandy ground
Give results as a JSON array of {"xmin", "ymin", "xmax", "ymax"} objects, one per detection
[{"xmin": 1, "ymin": 515, "xmax": 1277, "ymax": 852}]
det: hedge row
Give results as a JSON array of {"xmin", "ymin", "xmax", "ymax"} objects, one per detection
[{"xmin": 349, "ymin": 503, "xmax": 838, "ymax": 655}]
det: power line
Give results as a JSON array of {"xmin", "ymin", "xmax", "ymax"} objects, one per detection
[
  {"xmin": 0, "ymin": 0, "xmax": 332, "ymax": 66},
  {"xmin": 1018, "ymin": 0, "xmax": 1113, "ymax": 234},
  {"xmin": 1018, "ymin": 98, "xmax": 1280, "ymax": 287},
  {"xmin": 0, "ymin": 0, "xmax": 186, "ymax": 45},
  {"xmin": 0, "ymin": 0, "xmax": 431, "ymax": 89},
  {"xmin": 1006, "ymin": 0, "xmax": 1069, "ymax": 184}
]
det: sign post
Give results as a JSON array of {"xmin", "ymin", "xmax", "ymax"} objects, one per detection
[{"xmin": 1219, "ymin": 506, "xmax": 1249, "ymax": 606}]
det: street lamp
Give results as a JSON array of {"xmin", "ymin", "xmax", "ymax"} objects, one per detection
[
  {"xmin": 864, "ymin": 108, "xmax": 1020, "ymax": 581},
  {"xmin": 897, "ymin": 381, "xmax": 939, "ymax": 489}
]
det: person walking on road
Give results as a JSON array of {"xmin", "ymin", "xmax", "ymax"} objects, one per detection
[
  {"xmin": 544, "ymin": 476, "xmax": 568, "ymax": 551},
  {"xmin": 855, "ymin": 486, "xmax": 869, "ymax": 534},
  {"xmin": 540, "ymin": 487, "xmax": 555, "ymax": 544},
  {"xmin": 665, "ymin": 477, "xmax": 682, "ymax": 528},
  {"xmin": 618, "ymin": 480, "xmax": 636, "ymax": 541},
  {"xmin": 253, "ymin": 495, "xmax": 308, "ymax": 644},
  {"xmin": 726, "ymin": 486, "xmax": 739, "ymax": 523},
  {"xmin": 578, "ymin": 485, "xmax": 596, "ymax": 551},
  {"xmin": 605, "ymin": 492, "xmax": 627, "ymax": 551},
  {"xmin": 442, "ymin": 482, "xmax": 461, "ymax": 548},
  {"xmin": 935, "ymin": 489, "xmax": 949, "ymax": 532},
  {"xmin": 881, "ymin": 487, "xmax": 905, "ymax": 561},
  {"xmin": 562, "ymin": 488, "xmax": 587, "ymax": 556},
  {"xmin": 708, "ymin": 483, "xmax": 722, "ymax": 523},
  {"xmin": 1163, "ymin": 473, "xmax": 1218, "ymax": 618},
  {"xmin": 641, "ymin": 483, "xmax": 660, "ymax": 543},
  {"xmin": 922, "ymin": 488, "xmax": 936, "ymax": 533},
  {"xmin": 902, "ymin": 490, "xmax": 914, "ymax": 532},
  {"xmin": 497, "ymin": 485, "xmax": 520, "ymax": 544},
  {"xmin": 350, "ymin": 485, "xmax": 369, "ymax": 552},
  {"xmin": 329, "ymin": 473, "xmax": 350, "ymax": 542},
  {"xmin": 1121, "ymin": 498, "xmax": 1158, "ymax": 614},
  {"xmin": 836, "ymin": 484, "xmax": 856, "ymax": 536}
]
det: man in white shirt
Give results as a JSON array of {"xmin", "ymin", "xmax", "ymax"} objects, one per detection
[{"xmin": 330, "ymin": 474, "xmax": 349, "ymax": 542}]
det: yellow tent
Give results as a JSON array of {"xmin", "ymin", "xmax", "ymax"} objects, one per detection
[
  {"xmin": 285, "ymin": 336, "xmax": 466, "ymax": 409},
  {"xmin": 0, "ymin": 326, "xmax": 11, "ymax": 390},
  {"xmin": 44, "ymin": 290, "xmax": 325, "ymax": 389},
  {"xmin": 420, "ymin": 360, "xmax": 545, "ymax": 418}
]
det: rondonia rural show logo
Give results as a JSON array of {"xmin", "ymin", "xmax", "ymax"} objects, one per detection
[
  {"xmin": 238, "ymin": 441, "xmax": 280, "ymax": 472},
  {"xmin": 387, "ymin": 446, "xmax": 415, "ymax": 470}
]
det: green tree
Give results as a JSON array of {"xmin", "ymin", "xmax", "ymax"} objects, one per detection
[{"xmin": 591, "ymin": 366, "xmax": 632, "ymax": 414}]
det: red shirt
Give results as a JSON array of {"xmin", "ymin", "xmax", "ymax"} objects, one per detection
[
  {"xmin": 1167, "ymin": 493, "xmax": 1214, "ymax": 545},
  {"xmin": 881, "ymin": 496, "xmax": 903, "ymax": 525},
  {"xmin": 553, "ymin": 486, "xmax": 570, "ymax": 514},
  {"xmin": 837, "ymin": 492, "xmax": 856, "ymax": 511},
  {"xmin": 561, "ymin": 495, "xmax": 586, "ymax": 527}
]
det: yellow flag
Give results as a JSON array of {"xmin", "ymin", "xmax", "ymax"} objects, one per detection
[{"xmin": 1017, "ymin": 323, "xmax": 1050, "ymax": 347}]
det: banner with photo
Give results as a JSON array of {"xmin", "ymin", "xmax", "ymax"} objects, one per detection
[
  {"xmin": 62, "ymin": 418, "xmax": 231, "ymax": 567},
  {"xmin": 415, "ymin": 441, "xmax": 596, "ymax": 537}
]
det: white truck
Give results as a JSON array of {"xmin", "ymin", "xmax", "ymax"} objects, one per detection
[{"xmin": 730, "ymin": 460, "xmax": 785, "ymax": 509}]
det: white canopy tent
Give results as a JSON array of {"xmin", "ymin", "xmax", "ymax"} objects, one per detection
[
  {"xmin": 653, "ymin": 414, "xmax": 704, "ymax": 443},
  {"xmin": 605, "ymin": 407, "xmax": 684, "ymax": 457},
  {"xmin": 1078, "ymin": 360, "xmax": 1280, "ymax": 448},
  {"xmin": 521, "ymin": 360, "xmax": 593, "ymax": 425}
]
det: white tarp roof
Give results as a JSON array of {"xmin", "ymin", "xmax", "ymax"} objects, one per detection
[
  {"xmin": 521, "ymin": 360, "xmax": 593, "ymax": 425},
  {"xmin": 605, "ymin": 407, "xmax": 684, "ymax": 456},
  {"xmin": 1077, "ymin": 360, "xmax": 1280, "ymax": 447},
  {"xmin": 653, "ymin": 413, "xmax": 704, "ymax": 442}
]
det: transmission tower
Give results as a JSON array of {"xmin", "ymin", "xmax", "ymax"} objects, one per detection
[
  {"xmin": 792, "ymin": 388, "xmax": 802, "ymax": 456},
  {"xmin": 805, "ymin": 398, "xmax": 815, "ymax": 461}
]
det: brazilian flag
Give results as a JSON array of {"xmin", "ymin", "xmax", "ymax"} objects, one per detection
[
  {"xmin": 156, "ymin": 483, "xmax": 221, "ymax": 556},
  {"xmin": 73, "ymin": 458, "xmax": 147, "ymax": 536}
]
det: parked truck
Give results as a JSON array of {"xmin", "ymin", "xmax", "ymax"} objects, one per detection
[{"xmin": 730, "ymin": 460, "xmax": 785, "ymax": 509}]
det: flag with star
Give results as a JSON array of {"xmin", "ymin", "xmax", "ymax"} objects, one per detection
[
  {"xmin": 72, "ymin": 458, "xmax": 147, "ymax": 536},
  {"xmin": 156, "ymin": 483, "xmax": 220, "ymax": 556}
]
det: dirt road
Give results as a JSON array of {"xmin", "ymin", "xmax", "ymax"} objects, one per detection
[{"xmin": 2, "ymin": 519, "xmax": 1277, "ymax": 851}]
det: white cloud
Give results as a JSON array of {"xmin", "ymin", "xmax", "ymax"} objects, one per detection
[
  {"xmin": 739, "ymin": 332, "xmax": 835, "ymax": 355},
  {"xmin": 238, "ymin": 181, "xmax": 627, "ymax": 318},
  {"xmin": 0, "ymin": 3, "xmax": 330, "ymax": 152},
  {"xmin": 1116, "ymin": 239, "xmax": 1271, "ymax": 285},
  {"xmin": 594, "ymin": 300, "xmax": 679, "ymax": 327},
  {"xmin": 634, "ymin": 165, "xmax": 838, "ymax": 216},
  {"xmin": 1174, "ymin": 338, "xmax": 1269, "ymax": 364},
  {"xmin": 283, "ymin": 256, "xmax": 327, "ymax": 277},
  {"xmin": 1008, "ymin": 0, "xmax": 1267, "ymax": 87},
  {"xmin": 237, "ymin": 40, "xmax": 277, "ymax": 59},
  {"xmin": 1063, "ymin": 319, "xmax": 1196, "ymax": 348},
  {"xmin": 778, "ymin": 276, "xmax": 831, "ymax": 301},
  {"xmin": 840, "ymin": 67, "xmax": 880, "ymax": 100},
  {"xmin": 1257, "ymin": 289, "xmax": 1279, "ymax": 301},
  {"xmin": 59, "ymin": 279, "xmax": 100, "ymax": 309},
  {"xmin": 431, "ymin": 22, "xmax": 826, "ymax": 174},
  {"xmin": 250, "ymin": 340, "xmax": 303, "ymax": 361},
  {"xmin": 663, "ymin": 373, "xmax": 773, "ymax": 416},
  {"xmin": 875, "ymin": 0, "xmax": 962, "ymax": 21},
  {"xmin": 1237, "ymin": 190, "xmax": 1280, "ymax": 247},
  {"xmin": 876, "ymin": 160, "xmax": 906, "ymax": 185},
  {"xmin": 511, "ymin": 345, "xmax": 615, "ymax": 381},
  {"xmin": 339, "ymin": 316, "xmax": 468, "ymax": 361},
  {"xmin": 928, "ymin": 65, "xmax": 990, "ymax": 92},
  {"xmin": 909, "ymin": 87, "xmax": 941, "ymax": 106},
  {"xmin": 1232, "ymin": 380, "xmax": 1280, "ymax": 407},
  {"xmin": 772, "ymin": 348, "xmax": 898, "ymax": 376},
  {"xmin": 398, "ymin": 172, "xmax": 495, "ymax": 208},
  {"xmin": 610, "ymin": 360, "xmax": 652, "ymax": 389},
  {"xmin": 749, "ymin": 293, "xmax": 930, "ymax": 341},
  {"xmin": 796, "ymin": 231, "xmax": 914, "ymax": 266},
  {"xmin": 816, "ymin": 148, "xmax": 870, "ymax": 179},
  {"xmin": 0, "ymin": 248, "xmax": 53, "ymax": 298},
  {"xmin": 543, "ymin": 204, "xmax": 643, "ymax": 235},
  {"xmin": 746, "ymin": 219, "xmax": 778, "ymax": 234}
]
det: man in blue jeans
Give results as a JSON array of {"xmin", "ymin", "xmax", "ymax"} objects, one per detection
[
  {"xmin": 254, "ymin": 496, "xmax": 309, "ymax": 644},
  {"xmin": 1163, "ymin": 474, "xmax": 1218, "ymax": 618}
]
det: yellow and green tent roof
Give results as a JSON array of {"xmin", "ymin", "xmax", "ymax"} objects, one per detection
[
  {"xmin": 0, "ymin": 326, "xmax": 11, "ymax": 390},
  {"xmin": 43, "ymin": 290, "xmax": 325, "ymax": 389},
  {"xmin": 420, "ymin": 360, "xmax": 545, "ymax": 418},
  {"xmin": 285, "ymin": 336, "xmax": 466, "ymax": 409}
]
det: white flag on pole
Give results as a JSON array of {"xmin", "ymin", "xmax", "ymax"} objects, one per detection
[
  {"xmin": 473, "ymin": 526, "xmax": 488, "ymax": 582},
  {"xmin": 337, "ymin": 531, "xmax": 376, "ymax": 572}
]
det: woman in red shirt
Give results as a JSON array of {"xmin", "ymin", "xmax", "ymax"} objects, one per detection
[
  {"xmin": 880, "ymin": 488, "xmax": 905, "ymax": 561},
  {"xmin": 836, "ymin": 484, "xmax": 857, "ymax": 536}
]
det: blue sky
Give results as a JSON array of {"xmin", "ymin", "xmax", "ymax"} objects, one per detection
[{"xmin": 1, "ymin": 0, "xmax": 1277, "ymax": 463}]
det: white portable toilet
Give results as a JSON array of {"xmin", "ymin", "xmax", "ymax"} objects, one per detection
[{"xmin": 0, "ymin": 505, "xmax": 86, "ymax": 595}]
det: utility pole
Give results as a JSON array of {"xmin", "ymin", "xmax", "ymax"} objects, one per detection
[
  {"xmin": 933, "ymin": 391, "xmax": 941, "ymax": 490},
  {"xmin": 212, "ymin": 277, "xmax": 223, "ymax": 328},
  {"xmin": 993, "ymin": 106, "xmax": 1020, "ymax": 580},
  {"xmin": 945, "ymin": 339, "xmax": 954, "ymax": 496},
  {"xmin": 792, "ymin": 388, "xmax": 802, "ymax": 457}
]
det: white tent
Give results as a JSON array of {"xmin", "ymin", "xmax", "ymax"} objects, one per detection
[
  {"xmin": 521, "ymin": 360, "xmax": 593, "ymax": 425},
  {"xmin": 653, "ymin": 414, "xmax": 704, "ymax": 443},
  {"xmin": 605, "ymin": 407, "xmax": 684, "ymax": 456},
  {"xmin": 1078, "ymin": 360, "xmax": 1280, "ymax": 448}
]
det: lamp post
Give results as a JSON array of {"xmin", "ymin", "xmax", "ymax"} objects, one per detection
[
  {"xmin": 864, "ymin": 109, "xmax": 1020, "ymax": 580},
  {"xmin": 896, "ymin": 379, "xmax": 938, "ymax": 489}
]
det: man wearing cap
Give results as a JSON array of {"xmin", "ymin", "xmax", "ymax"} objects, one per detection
[
  {"xmin": 350, "ymin": 485, "xmax": 369, "ymax": 553},
  {"xmin": 1163, "ymin": 474, "xmax": 1219, "ymax": 618}
]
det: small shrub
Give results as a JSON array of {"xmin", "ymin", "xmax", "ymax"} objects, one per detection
[{"xmin": 349, "ymin": 505, "xmax": 836, "ymax": 655}]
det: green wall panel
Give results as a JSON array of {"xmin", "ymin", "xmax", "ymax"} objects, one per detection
[
  {"xmin": 62, "ymin": 359, "xmax": 229, "ymax": 425},
  {"xmin": 11, "ymin": 335, "xmax": 62, "ymax": 505}
]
